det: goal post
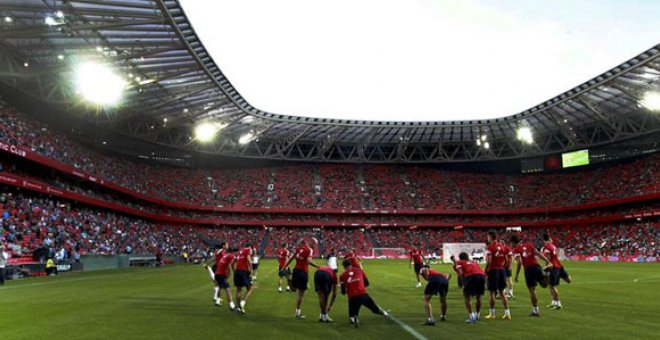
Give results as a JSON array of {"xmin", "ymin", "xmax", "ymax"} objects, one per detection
[
  {"xmin": 442, "ymin": 243, "xmax": 487, "ymax": 263},
  {"xmin": 371, "ymin": 248, "xmax": 408, "ymax": 259}
]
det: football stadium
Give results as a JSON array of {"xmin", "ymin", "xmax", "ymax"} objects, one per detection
[{"xmin": 0, "ymin": 1, "xmax": 659, "ymax": 339}]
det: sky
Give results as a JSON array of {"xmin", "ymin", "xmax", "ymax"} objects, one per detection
[{"xmin": 180, "ymin": 0, "xmax": 660, "ymax": 122}]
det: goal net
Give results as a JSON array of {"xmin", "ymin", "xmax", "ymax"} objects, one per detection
[
  {"xmin": 442, "ymin": 243, "xmax": 487, "ymax": 264},
  {"xmin": 371, "ymin": 248, "xmax": 408, "ymax": 259}
]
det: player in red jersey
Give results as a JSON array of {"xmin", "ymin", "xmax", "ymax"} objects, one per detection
[
  {"xmin": 455, "ymin": 252, "xmax": 487, "ymax": 324},
  {"xmin": 339, "ymin": 259, "xmax": 389, "ymax": 327},
  {"xmin": 409, "ymin": 244, "xmax": 426, "ymax": 288},
  {"xmin": 214, "ymin": 248, "xmax": 237, "ymax": 311},
  {"xmin": 284, "ymin": 239, "xmax": 319, "ymax": 319},
  {"xmin": 485, "ymin": 231, "xmax": 512, "ymax": 320},
  {"xmin": 542, "ymin": 234, "xmax": 572, "ymax": 309},
  {"xmin": 450, "ymin": 255, "xmax": 463, "ymax": 289},
  {"xmin": 419, "ymin": 266, "xmax": 450, "ymax": 326},
  {"xmin": 343, "ymin": 248, "xmax": 362, "ymax": 268},
  {"xmin": 234, "ymin": 243, "xmax": 254, "ymax": 314},
  {"xmin": 511, "ymin": 234, "xmax": 550, "ymax": 316},
  {"xmin": 205, "ymin": 242, "xmax": 227, "ymax": 306},
  {"xmin": 314, "ymin": 265, "xmax": 338, "ymax": 323},
  {"xmin": 277, "ymin": 243, "xmax": 291, "ymax": 292}
]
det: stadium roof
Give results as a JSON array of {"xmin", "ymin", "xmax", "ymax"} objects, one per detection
[{"xmin": 0, "ymin": 0, "xmax": 659, "ymax": 163}]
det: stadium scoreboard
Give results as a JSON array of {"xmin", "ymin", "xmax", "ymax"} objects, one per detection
[{"xmin": 562, "ymin": 149, "xmax": 590, "ymax": 168}]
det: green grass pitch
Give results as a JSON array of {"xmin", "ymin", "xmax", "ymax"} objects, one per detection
[{"xmin": 1, "ymin": 260, "xmax": 658, "ymax": 339}]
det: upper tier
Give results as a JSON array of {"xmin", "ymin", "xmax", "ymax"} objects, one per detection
[{"xmin": 0, "ymin": 103, "xmax": 658, "ymax": 211}]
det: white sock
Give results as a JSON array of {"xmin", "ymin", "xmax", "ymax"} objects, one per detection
[
  {"xmin": 240, "ymin": 300, "xmax": 246, "ymax": 308},
  {"xmin": 213, "ymin": 287, "xmax": 219, "ymax": 300},
  {"xmin": 295, "ymin": 309, "xmax": 301, "ymax": 316},
  {"xmin": 533, "ymin": 306, "xmax": 539, "ymax": 313},
  {"xmin": 470, "ymin": 312, "xmax": 477, "ymax": 319},
  {"xmin": 552, "ymin": 300, "xmax": 558, "ymax": 306},
  {"xmin": 490, "ymin": 308, "xmax": 495, "ymax": 315},
  {"xmin": 556, "ymin": 300, "xmax": 562, "ymax": 307},
  {"xmin": 505, "ymin": 309, "xmax": 510, "ymax": 316}
]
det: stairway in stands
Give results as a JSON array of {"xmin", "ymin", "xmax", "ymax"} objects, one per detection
[{"xmin": 259, "ymin": 228, "xmax": 272, "ymax": 256}]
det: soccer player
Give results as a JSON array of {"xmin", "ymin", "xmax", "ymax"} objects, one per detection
[
  {"xmin": 214, "ymin": 248, "xmax": 237, "ymax": 311},
  {"xmin": 542, "ymin": 233, "xmax": 572, "ymax": 309},
  {"xmin": 234, "ymin": 243, "xmax": 254, "ymax": 314},
  {"xmin": 344, "ymin": 248, "xmax": 362, "ymax": 268},
  {"xmin": 409, "ymin": 244, "xmax": 425, "ymax": 288},
  {"xmin": 205, "ymin": 242, "xmax": 227, "ymax": 306},
  {"xmin": 511, "ymin": 234, "xmax": 550, "ymax": 316},
  {"xmin": 454, "ymin": 252, "xmax": 487, "ymax": 324},
  {"xmin": 503, "ymin": 239, "xmax": 516, "ymax": 300},
  {"xmin": 327, "ymin": 248, "xmax": 338, "ymax": 273},
  {"xmin": 419, "ymin": 266, "xmax": 450, "ymax": 326},
  {"xmin": 339, "ymin": 259, "xmax": 389, "ymax": 327},
  {"xmin": 277, "ymin": 243, "xmax": 291, "ymax": 292},
  {"xmin": 485, "ymin": 231, "xmax": 512, "ymax": 320},
  {"xmin": 285, "ymin": 239, "xmax": 319, "ymax": 319},
  {"xmin": 449, "ymin": 255, "xmax": 463, "ymax": 289},
  {"xmin": 314, "ymin": 265, "xmax": 338, "ymax": 323},
  {"xmin": 251, "ymin": 246, "xmax": 260, "ymax": 282}
]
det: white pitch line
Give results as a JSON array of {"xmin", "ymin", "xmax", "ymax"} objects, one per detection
[{"xmin": 386, "ymin": 311, "xmax": 429, "ymax": 340}]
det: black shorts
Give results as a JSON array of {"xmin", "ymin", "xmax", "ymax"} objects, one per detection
[
  {"xmin": 463, "ymin": 275, "xmax": 486, "ymax": 297},
  {"xmin": 548, "ymin": 266, "xmax": 569, "ymax": 286},
  {"xmin": 414, "ymin": 263, "xmax": 423, "ymax": 274},
  {"xmin": 424, "ymin": 275, "xmax": 449, "ymax": 297},
  {"xmin": 214, "ymin": 274, "xmax": 230, "ymax": 289},
  {"xmin": 233, "ymin": 270, "xmax": 252, "ymax": 288},
  {"xmin": 505, "ymin": 268, "xmax": 512, "ymax": 278},
  {"xmin": 524, "ymin": 265, "xmax": 546, "ymax": 288},
  {"xmin": 487, "ymin": 268, "xmax": 507, "ymax": 292},
  {"xmin": 314, "ymin": 270, "xmax": 334, "ymax": 294},
  {"xmin": 252, "ymin": 263, "xmax": 259, "ymax": 271},
  {"xmin": 278, "ymin": 267, "xmax": 290, "ymax": 278},
  {"xmin": 348, "ymin": 294, "xmax": 382, "ymax": 317},
  {"xmin": 291, "ymin": 268, "xmax": 308, "ymax": 291}
]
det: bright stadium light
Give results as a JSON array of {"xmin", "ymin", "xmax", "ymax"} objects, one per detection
[
  {"xmin": 517, "ymin": 126, "xmax": 534, "ymax": 144},
  {"xmin": 194, "ymin": 121, "xmax": 227, "ymax": 143},
  {"xmin": 75, "ymin": 62, "xmax": 126, "ymax": 106},
  {"xmin": 4, "ymin": 16, "xmax": 12, "ymax": 23},
  {"xmin": 483, "ymin": 141, "xmax": 490, "ymax": 149},
  {"xmin": 238, "ymin": 131, "xmax": 256, "ymax": 145},
  {"xmin": 44, "ymin": 16, "xmax": 56, "ymax": 25},
  {"xmin": 640, "ymin": 91, "xmax": 660, "ymax": 111}
]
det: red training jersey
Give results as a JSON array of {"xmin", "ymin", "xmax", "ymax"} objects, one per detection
[
  {"xmin": 317, "ymin": 266, "xmax": 338, "ymax": 284},
  {"xmin": 340, "ymin": 267, "xmax": 368, "ymax": 299},
  {"xmin": 235, "ymin": 247, "xmax": 252, "ymax": 271},
  {"xmin": 409, "ymin": 249, "xmax": 424, "ymax": 264},
  {"xmin": 278, "ymin": 248, "xmax": 290, "ymax": 269},
  {"xmin": 486, "ymin": 241, "xmax": 512, "ymax": 271},
  {"xmin": 294, "ymin": 246, "xmax": 313, "ymax": 272},
  {"xmin": 214, "ymin": 248, "xmax": 225, "ymax": 269},
  {"xmin": 344, "ymin": 252, "xmax": 360, "ymax": 267},
  {"xmin": 542, "ymin": 243, "xmax": 562, "ymax": 268},
  {"xmin": 215, "ymin": 253, "xmax": 235, "ymax": 276},
  {"xmin": 428, "ymin": 269, "xmax": 448, "ymax": 279},
  {"xmin": 514, "ymin": 243, "xmax": 539, "ymax": 269},
  {"xmin": 455, "ymin": 260, "xmax": 486, "ymax": 278}
]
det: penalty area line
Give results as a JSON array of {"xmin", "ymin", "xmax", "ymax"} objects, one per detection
[{"xmin": 385, "ymin": 311, "xmax": 428, "ymax": 340}]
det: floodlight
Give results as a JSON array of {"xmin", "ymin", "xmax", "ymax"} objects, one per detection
[
  {"xmin": 44, "ymin": 16, "xmax": 56, "ymax": 25},
  {"xmin": 640, "ymin": 91, "xmax": 660, "ymax": 111},
  {"xmin": 4, "ymin": 16, "xmax": 12, "ymax": 23},
  {"xmin": 75, "ymin": 62, "xmax": 126, "ymax": 106},
  {"xmin": 516, "ymin": 126, "xmax": 533, "ymax": 144},
  {"xmin": 239, "ymin": 131, "xmax": 256, "ymax": 145},
  {"xmin": 483, "ymin": 141, "xmax": 490, "ymax": 149},
  {"xmin": 194, "ymin": 121, "xmax": 226, "ymax": 143}
]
